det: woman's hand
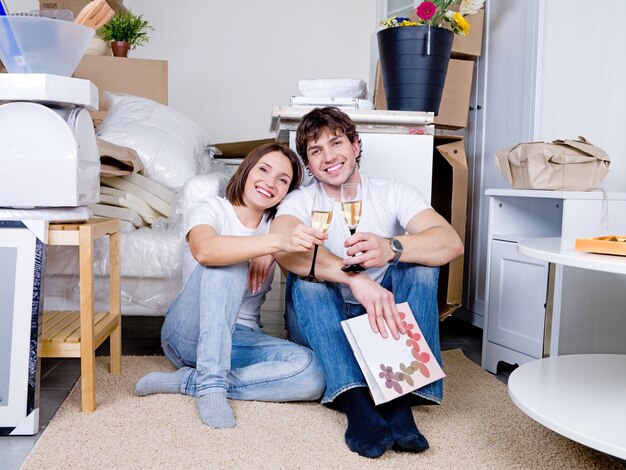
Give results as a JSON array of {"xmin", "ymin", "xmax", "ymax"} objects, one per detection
[
  {"xmin": 248, "ymin": 254, "xmax": 275, "ymax": 294},
  {"xmin": 279, "ymin": 224, "xmax": 327, "ymax": 253}
]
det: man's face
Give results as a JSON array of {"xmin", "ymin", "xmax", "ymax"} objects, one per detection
[{"xmin": 305, "ymin": 128, "xmax": 361, "ymax": 192}]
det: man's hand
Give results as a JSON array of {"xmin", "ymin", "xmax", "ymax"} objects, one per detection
[
  {"xmin": 279, "ymin": 224, "xmax": 327, "ymax": 253},
  {"xmin": 347, "ymin": 274, "xmax": 406, "ymax": 340},
  {"xmin": 343, "ymin": 232, "xmax": 393, "ymax": 269},
  {"xmin": 248, "ymin": 255, "xmax": 274, "ymax": 294}
]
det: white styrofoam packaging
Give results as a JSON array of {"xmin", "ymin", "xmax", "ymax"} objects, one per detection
[
  {"xmin": 0, "ymin": 74, "xmax": 98, "ymax": 110},
  {"xmin": 0, "ymin": 102, "xmax": 100, "ymax": 208}
]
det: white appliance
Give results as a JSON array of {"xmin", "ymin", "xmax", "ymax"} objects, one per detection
[{"xmin": 0, "ymin": 74, "xmax": 100, "ymax": 208}]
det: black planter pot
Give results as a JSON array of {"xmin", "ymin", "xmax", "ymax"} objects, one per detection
[{"xmin": 377, "ymin": 26, "xmax": 454, "ymax": 114}]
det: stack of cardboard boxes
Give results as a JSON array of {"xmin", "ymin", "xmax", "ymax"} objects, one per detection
[
  {"xmin": 38, "ymin": 0, "xmax": 126, "ymax": 17},
  {"xmin": 374, "ymin": 12, "xmax": 484, "ymax": 319},
  {"xmin": 34, "ymin": 0, "xmax": 170, "ymax": 127}
]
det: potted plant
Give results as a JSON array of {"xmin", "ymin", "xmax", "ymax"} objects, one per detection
[
  {"xmin": 99, "ymin": 10, "xmax": 154, "ymax": 58},
  {"xmin": 378, "ymin": 0, "xmax": 484, "ymax": 113}
]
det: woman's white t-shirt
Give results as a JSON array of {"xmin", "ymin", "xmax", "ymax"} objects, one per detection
[
  {"xmin": 183, "ymin": 196, "xmax": 274, "ymax": 330},
  {"xmin": 275, "ymin": 173, "xmax": 430, "ymax": 303}
]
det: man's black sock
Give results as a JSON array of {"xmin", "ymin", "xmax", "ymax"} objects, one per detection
[
  {"xmin": 336, "ymin": 387, "xmax": 394, "ymax": 459},
  {"xmin": 378, "ymin": 394, "xmax": 429, "ymax": 453}
]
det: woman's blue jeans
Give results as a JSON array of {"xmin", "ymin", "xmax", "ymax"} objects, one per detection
[
  {"xmin": 286, "ymin": 263, "xmax": 443, "ymax": 405},
  {"xmin": 161, "ymin": 263, "xmax": 325, "ymax": 401}
]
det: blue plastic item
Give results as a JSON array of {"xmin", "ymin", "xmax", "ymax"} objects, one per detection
[
  {"xmin": 0, "ymin": 2, "xmax": 29, "ymax": 73},
  {"xmin": 0, "ymin": 16, "xmax": 94, "ymax": 76}
]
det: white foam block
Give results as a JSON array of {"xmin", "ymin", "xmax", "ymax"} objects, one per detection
[{"xmin": 0, "ymin": 74, "xmax": 98, "ymax": 110}]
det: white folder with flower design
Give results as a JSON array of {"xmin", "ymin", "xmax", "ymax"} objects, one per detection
[{"xmin": 341, "ymin": 302, "xmax": 445, "ymax": 405}]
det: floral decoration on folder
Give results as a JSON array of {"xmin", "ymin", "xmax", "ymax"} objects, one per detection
[{"xmin": 341, "ymin": 302, "xmax": 445, "ymax": 405}]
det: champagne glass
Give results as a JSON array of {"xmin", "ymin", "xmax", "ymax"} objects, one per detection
[
  {"xmin": 300, "ymin": 193, "xmax": 333, "ymax": 283},
  {"xmin": 340, "ymin": 183, "xmax": 365, "ymax": 273}
]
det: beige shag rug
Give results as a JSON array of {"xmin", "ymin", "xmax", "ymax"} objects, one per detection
[{"xmin": 23, "ymin": 350, "xmax": 623, "ymax": 469}]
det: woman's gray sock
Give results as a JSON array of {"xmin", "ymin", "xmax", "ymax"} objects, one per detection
[
  {"xmin": 196, "ymin": 392, "xmax": 236, "ymax": 429},
  {"xmin": 134, "ymin": 367, "xmax": 192, "ymax": 396}
]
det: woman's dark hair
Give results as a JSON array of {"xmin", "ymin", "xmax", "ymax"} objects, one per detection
[
  {"xmin": 295, "ymin": 106, "xmax": 362, "ymax": 167},
  {"xmin": 225, "ymin": 143, "xmax": 303, "ymax": 211}
]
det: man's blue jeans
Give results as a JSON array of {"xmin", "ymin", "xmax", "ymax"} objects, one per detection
[
  {"xmin": 286, "ymin": 263, "xmax": 443, "ymax": 405},
  {"xmin": 161, "ymin": 263, "xmax": 325, "ymax": 401}
]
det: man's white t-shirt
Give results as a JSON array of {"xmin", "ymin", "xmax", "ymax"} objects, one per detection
[
  {"xmin": 275, "ymin": 173, "xmax": 430, "ymax": 303},
  {"xmin": 183, "ymin": 196, "xmax": 274, "ymax": 330}
]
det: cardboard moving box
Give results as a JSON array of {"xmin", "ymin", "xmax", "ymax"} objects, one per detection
[
  {"xmin": 374, "ymin": 58, "xmax": 475, "ymax": 130},
  {"xmin": 433, "ymin": 59, "xmax": 474, "ymax": 130},
  {"xmin": 73, "ymin": 56, "xmax": 168, "ymax": 124},
  {"xmin": 431, "ymin": 135, "xmax": 468, "ymax": 320},
  {"xmin": 39, "ymin": 0, "xmax": 127, "ymax": 17},
  {"xmin": 451, "ymin": 10, "xmax": 484, "ymax": 59}
]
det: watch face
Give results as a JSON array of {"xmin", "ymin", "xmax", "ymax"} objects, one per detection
[{"xmin": 390, "ymin": 238, "xmax": 402, "ymax": 252}]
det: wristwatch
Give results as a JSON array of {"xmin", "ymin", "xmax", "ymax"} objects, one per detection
[{"xmin": 386, "ymin": 237, "xmax": 403, "ymax": 265}]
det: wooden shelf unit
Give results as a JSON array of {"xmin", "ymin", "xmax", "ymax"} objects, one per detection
[{"xmin": 41, "ymin": 218, "xmax": 121, "ymax": 412}]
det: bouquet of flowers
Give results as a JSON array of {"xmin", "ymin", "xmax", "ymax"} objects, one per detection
[{"xmin": 380, "ymin": 0, "xmax": 485, "ymax": 36}]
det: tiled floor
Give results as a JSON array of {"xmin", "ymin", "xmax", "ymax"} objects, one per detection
[{"xmin": 0, "ymin": 273, "xmax": 500, "ymax": 470}]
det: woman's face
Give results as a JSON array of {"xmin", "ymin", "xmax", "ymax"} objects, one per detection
[{"xmin": 242, "ymin": 151, "xmax": 294, "ymax": 211}]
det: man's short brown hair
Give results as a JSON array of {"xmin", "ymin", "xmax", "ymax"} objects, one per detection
[{"xmin": 295, "ymin": 107, "xmax": 362, "ymax": 167}]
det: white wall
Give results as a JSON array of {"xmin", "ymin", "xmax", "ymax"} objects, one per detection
[
  {"xmin": 463, "ymin": 0, "xmax": 626, "ymax": 325},
  {"xmin": 534, "ymin": 0, "xmax": 626, "ymax": 192},
  {"xmin": 6, "ymin": 0, "xmax": 378, "ymax": 143},
  {"xmin": 122, "ymin": 0, "xmax": 378, "ymax": 143}
]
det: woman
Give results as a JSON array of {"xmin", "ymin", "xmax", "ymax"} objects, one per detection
[{"xmin": 135, "ymin": 143, "xmax": 327, "ymax": 429}]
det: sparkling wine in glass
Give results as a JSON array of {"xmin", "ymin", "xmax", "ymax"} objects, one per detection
[
  {"xmin": 300, "ymin": 194, "xmax": 333, "ymax": 283},
  {"xmin": 341, "ymin": 183, "xmax": 365, "ymax": 272}
]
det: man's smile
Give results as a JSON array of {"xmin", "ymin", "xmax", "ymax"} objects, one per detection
[{"xmin": 325, "ymin": 162, "xmax": 343, "ymax": 174}]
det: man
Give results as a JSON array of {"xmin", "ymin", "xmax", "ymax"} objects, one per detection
[{"xmin": 270, "ymin": 107, "xmax": 464, "ymax": 458}]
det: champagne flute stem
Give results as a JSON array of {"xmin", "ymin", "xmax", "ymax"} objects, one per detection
[
  {"xmin": 307, "ymin": 245, "xmax": 320, "ymax": 279},
  {"xmin": 342, "ymin": 227, "xmax": 366, "ymax": 272}
]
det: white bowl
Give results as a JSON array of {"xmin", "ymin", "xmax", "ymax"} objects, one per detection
[{"xmin": 0, "ymin": 16, "xmax": 95, "ymax": 76}]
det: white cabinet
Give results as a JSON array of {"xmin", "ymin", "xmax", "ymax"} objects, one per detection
[
  {"xmin": 482, "ymin": 190, "xmax": 561, "ymax": 372},
  {"xmin": 482, "ymin": 189, "xmax": 626, "ymax": 373},
  {"xmin": 297, "ymin": 132, "xmax": 434, "ymax": 201},
  {"xmin": 484, "ymin": 240, "xmax": 548, "ymax": 372},
  {"xmin": 271, "ymin": 107, "xmax": 435, "ymax": 201}
]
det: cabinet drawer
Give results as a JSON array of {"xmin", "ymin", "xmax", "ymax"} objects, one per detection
[{"xmin": 487, "ymin": 240, "xmax": 548, "ymax": 358}]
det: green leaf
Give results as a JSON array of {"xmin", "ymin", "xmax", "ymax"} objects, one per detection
[{"xmin": 99, "ymin": 11, "xmax": 154, "ymax": 49}]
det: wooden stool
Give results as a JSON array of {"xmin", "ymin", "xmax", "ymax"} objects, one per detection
[{"xmin": 40, "ymin": 218, "xmax": 121, "ymax": 412}]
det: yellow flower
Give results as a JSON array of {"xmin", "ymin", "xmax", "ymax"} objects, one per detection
[
  {"xmin": 379, "ymin": 2, "xmax": 484, "ymax": 36},
  {"xmin": 452, "ymin": 12, "xmax": 471, "ymax": 35}
]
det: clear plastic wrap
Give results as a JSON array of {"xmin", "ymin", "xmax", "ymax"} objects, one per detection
[
  {"xmin": 297, "ymin": 78, "xmax": 367, "ymax": 98},
  {"xmin": 0, "ymin": 206, "xmax": 91, "ymax": 222},
  {"xmin": 43, "ymin": 150, "xmax": 232, "ymax": 316},
  {"xmin": 44, "ymin": 220, "xmax": 184, "ymax": 315},
  {"xmin": 96, "ymin": 92, "xmax": 210, "ymax": 191}
]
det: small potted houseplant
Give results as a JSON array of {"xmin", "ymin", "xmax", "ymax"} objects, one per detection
[
  {"xmin": 99, "ymin": 10, "xmax": 154, "ymax": 58},
  {"xmin": 378, "ymin": 0, "xmax": 484, "ymax": 113}
]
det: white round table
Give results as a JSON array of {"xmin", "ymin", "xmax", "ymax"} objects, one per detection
[
  {"xmin": 508, "ymin": 237, "xmax": 626, "ymax": 459},
  {"xmin": 508, "ymin": 354, "xmax": 626, "ymax": 459}
]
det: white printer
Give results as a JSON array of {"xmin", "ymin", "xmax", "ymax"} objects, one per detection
[{"xmin": 0, "ymin": 73, "xmax": 100, "ymax": 208}]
